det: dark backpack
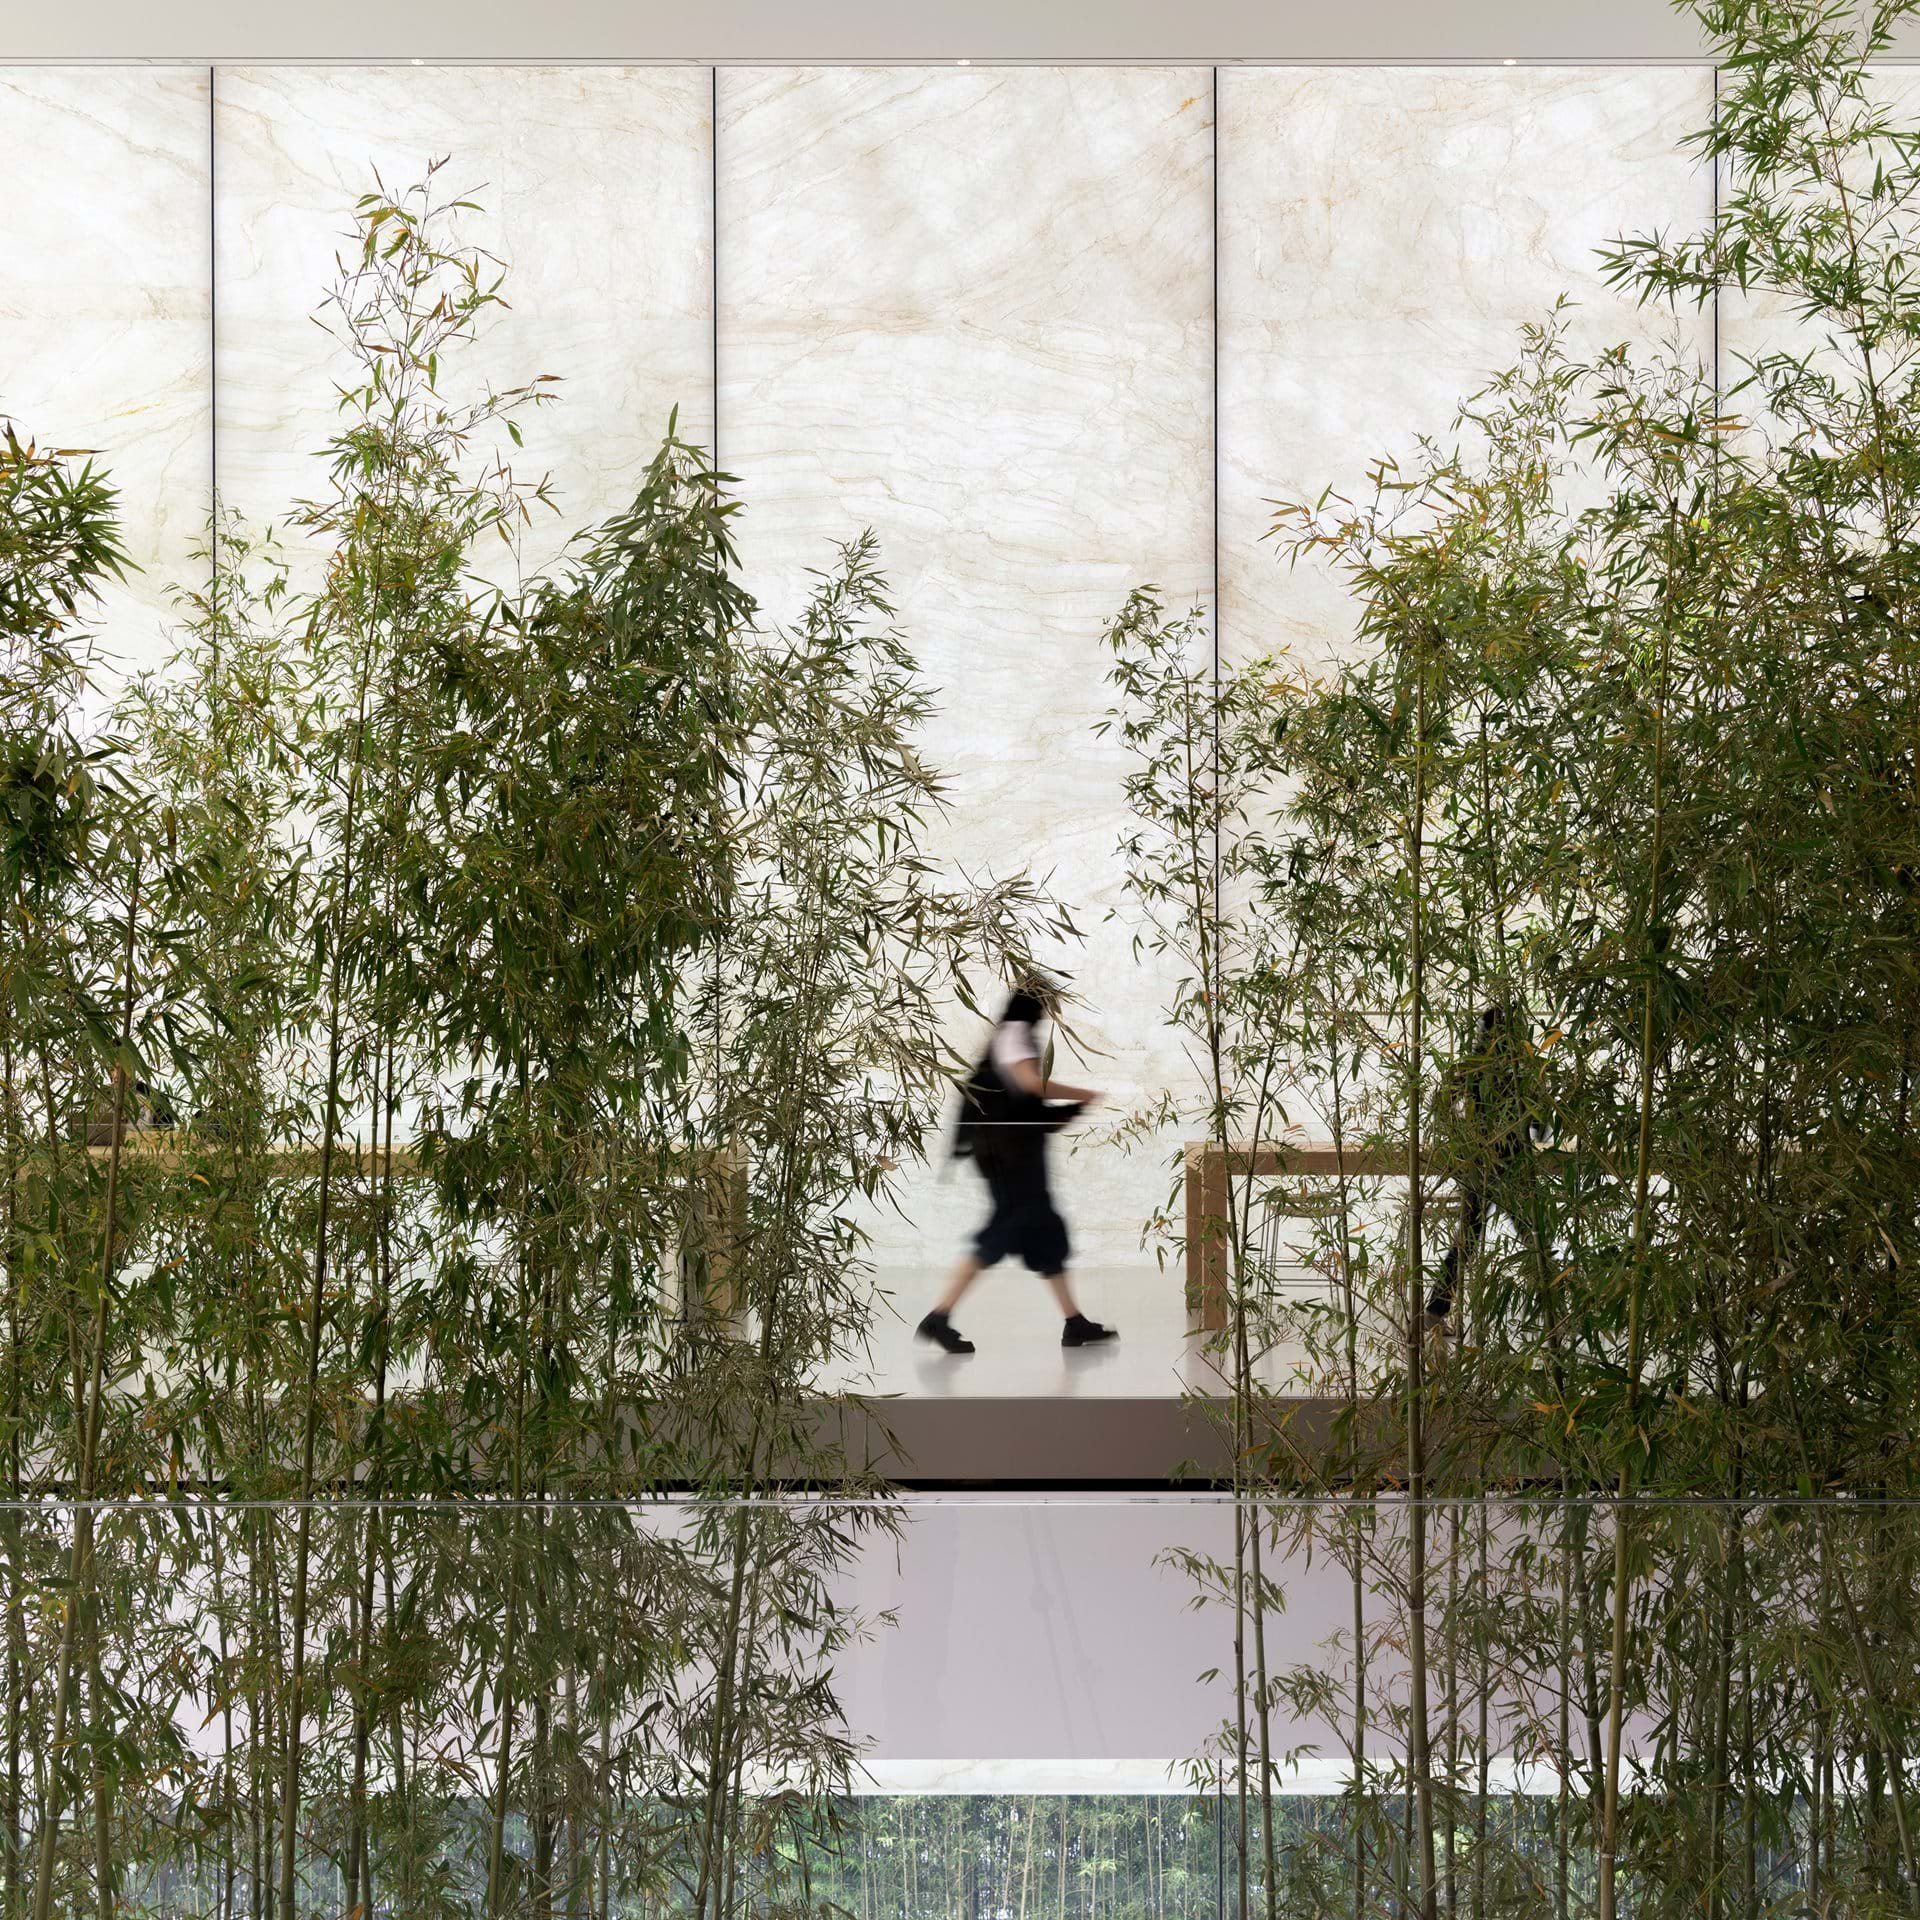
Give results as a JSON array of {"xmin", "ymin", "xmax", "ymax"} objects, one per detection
[{"xmin": 951, "ymin": 1047, "xmax": 1083, "ymax": 1167}]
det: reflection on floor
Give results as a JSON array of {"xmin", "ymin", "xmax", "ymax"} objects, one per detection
[{"xmin": 819, "ymin": 1264, "xmax": 1330, "ymax": 1401}]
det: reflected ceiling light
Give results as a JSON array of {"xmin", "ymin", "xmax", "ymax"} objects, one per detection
[
  {"xmin": 1503, "ymin": 56, "xmax": 1517, "ymax": 64},
  {"xmin": 957, "ymin": 57, "xmax": 971, "ymax": 65}
]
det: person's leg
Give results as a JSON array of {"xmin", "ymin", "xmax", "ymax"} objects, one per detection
[
  {"xmin": 1037, "ymin": 1226, "xmax": 1116, "ymax": 1347},
  {"xmin": 920, "ymin": 1171, "xmax": 1006, "ymax": 1354},
  {"xmin": 1041, "ymin": 1269, "xmax": 1081, "ymax": 1319},
  {"xmin": 1010, "ymin": 1159, "xmax": 1114, "ymax": 1346},
  {"xmin": 1427, "ymin": 1183, "xmax": 1488, "ymax": 1323},
  {"xmin": 936, "ymin": 1255, "xmax": 983, "ymax": 1317},
  {"xmin": 918, "ymin": 1260, "xmax": 979, "ymax": 1352},
  {"xmin": 1058, "ymin": 1276, "xmax": 1117, "ymax": 1346}
]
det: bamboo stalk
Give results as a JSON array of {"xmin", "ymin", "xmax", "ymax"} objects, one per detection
[
  {"xmin": 1018, "ymin": 1795, "xmax": 1036, "ymax": 1920},
  {"xmin": 1325, "ymin": 1027, "xmax": 1368, "ymax": 1920},
  {"xmin": 1445, "ymin": 1510, "xmax": 1460, "ymax": 1920},
  {"xmin": 276, "ymin": 752, "xmax": 368, "ymax": 1920},
  {"xmin": 1473, "ymin": 1512, "xmax": 1489, "ymax": 1920},
  {"xmin": 30, "ymin": 860, "xmax": 140, "ymax": 1920},
  {"xmin": 208, "ymin": 1504, "xmax": 237, "ymax": 1920},
  {"xmin": 485, "ymin": 1523, "xmax": 522, "ymax": 1917},
  {"xmin": 1598, "ymin": 552, "xmax": 1677, "ymax": 1920},
  {"xmin": 343, "ymin": 1012, "xmax": 396, "ymax": 1920},
  {"xmin": 3, "ymin": 1030, "xmax": 23, "ymax": 1920},
  {"xmin": 1248, "ymin": 1506, "xmax": 1277, "ymax": 1920},
  {"xmin": 85, "ymin": 1580, "xmax": 109, "ymax": 1920},
  {"xmin": 1555, "ymin": 1519, "xmax": 1570, "ymax": 1920},
  {"xmin": 1404, "ymin": 646, "xmax": 1438, "ymax": 1920}
]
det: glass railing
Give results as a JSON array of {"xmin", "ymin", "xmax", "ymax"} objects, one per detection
[{"xmin": 1, "ymin": 1494, "xmax": 1914, "ymax": 1915}]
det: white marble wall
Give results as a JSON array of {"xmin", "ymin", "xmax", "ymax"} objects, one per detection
[
  {"xmin": 213, "ymin": 66, "xmax": 713, "ymax": 579},
  {"xmin": 3, "ymin": 61, "xmax": 1726, "ymax": 1285},
  {"xmin": 0, "ymin": 67, "xmax": 211, "ymax": 683},
  {"xmin": 1219, "ymin": 67, "xmax": 1715, "ymax": 671},
  {"xmin": 717, "ymin": 68, "xmax": 1216, "ymax": 1276}
]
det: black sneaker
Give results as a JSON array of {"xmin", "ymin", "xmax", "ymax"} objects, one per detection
[
  {"xmin": 1062, "ymin": 1313, "xmax": 1117, "ymax": 1348},
  {"xmin": 917, "ymin": 1310, "xmax": 975, "ymax": 1355}
]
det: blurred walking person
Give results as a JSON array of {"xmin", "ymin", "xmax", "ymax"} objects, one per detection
[
  {"xmin": 917, "ymin": 981, "xmax": 1117, "ymax": 1354},
  {"xmin": 1426, "ymin": 1000, "xmax": 1548, "ymax": 1341}
]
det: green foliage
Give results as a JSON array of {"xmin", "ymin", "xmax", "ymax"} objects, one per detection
[
  {"xmin": 1104, "ymin": 0, "xmax": 1920, "ymax": 1912},
  {"xmin": 0, "ymin": 163, "xmax": 1056, "ymax": 1917}
]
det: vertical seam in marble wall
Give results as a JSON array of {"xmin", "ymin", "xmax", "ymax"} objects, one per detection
[
  {"xmin": 709, "ymin": 62, "xmax": 724, "ymax": 1170},
  {"xmin": 1210, "ymin": 63, "xmax": 1222, "ymax": 932},
  {"xmin": 710, "ymin": 62, "xmax": 720, "ymax": 468},
  {"xmin": 1711, "ymin": 63, "xmax": 1721, "ymax": 415},
  {"xmin": 208, "ymin": 63, "xmax": 217, "ymax": 577}
]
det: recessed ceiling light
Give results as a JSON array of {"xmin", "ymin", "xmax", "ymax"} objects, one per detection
[
  {"xmin": 1503, "ymin": 56, "xmax": 1517, "ymax": 64},
  {"xmin": 411, "ymin": 56, "xmax": 424, "ymax": 64},
  {"xmin": 957, "ymin": 57, "xmax": 971, "ymax": 66}
]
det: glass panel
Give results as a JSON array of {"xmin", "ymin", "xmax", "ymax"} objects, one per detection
[{"xmin": 4, "ymin": 1495, "xmax": 1909, "ymax": 1913}]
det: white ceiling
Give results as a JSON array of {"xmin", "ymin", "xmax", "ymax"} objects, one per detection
[{"xmin": 4, "ymin": 0, "xmax": 1856, "ymax": 65}]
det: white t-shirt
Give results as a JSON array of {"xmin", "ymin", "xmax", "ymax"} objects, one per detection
[{"xmin": 989, "ymin": 1019, "xmax": 1041, "ymax": 1085}]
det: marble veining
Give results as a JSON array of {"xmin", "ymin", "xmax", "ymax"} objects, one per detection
[
  {"xmin": 1219, "ymin": 66, "xmax": 1716, "ymax": 674},
  {"xmin": 718, "ymin": 67, "xmax": 1215, "ymax": 1276},
  {"xmin": 3, "ymin": 59, "xmax": 1740, "ymax": 1310},
  {"xmin": 214, "ymin": 66, "xmax": 713, "ymax": 583},
  {"xmin": 0, "ymin": 67, "xmax": 211, "ymax": 684}
]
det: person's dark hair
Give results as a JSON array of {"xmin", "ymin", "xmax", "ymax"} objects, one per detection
[
  {"xmin": 1002, "ymin": 985, "xmax": 1047, "ymax": 1026},
  {"xmin": 1476, "ymin": 1001, "xmax": 1529, "ymax": 1048}
]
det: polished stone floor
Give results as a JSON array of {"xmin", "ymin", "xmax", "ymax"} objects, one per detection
[{"xmin": 820, "ymin": 1261, "xmax": 1330, "ymax": 1402}]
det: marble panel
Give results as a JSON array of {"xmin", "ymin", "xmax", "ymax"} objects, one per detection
[
  {"xmin": 1219, "ymin": 66, "xmax": 1717, "ymax": 672},
  {"xmin": 0, "ymin": 66, "xmax": 212, "ymax": 684},
  {"xmin": 214, "ymin": 66, "xmax": 713, "ymax": 579},
  {"xmin": 718, "ymin": 67, "xmax": 1215, "ymax": 1280}
]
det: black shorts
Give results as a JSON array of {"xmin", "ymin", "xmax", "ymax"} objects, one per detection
[{"xmin": 972, "ymin": 1155, "xmax": 1070, "ymax": 1275}]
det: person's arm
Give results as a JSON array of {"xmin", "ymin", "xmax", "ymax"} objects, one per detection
[{"xmin": 1001, "ymin": 1055, "xmax": 1100, "ymax": 1105}]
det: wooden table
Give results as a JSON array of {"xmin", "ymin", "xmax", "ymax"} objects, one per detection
[
  {"xmin": 1183, "ymin": 1138, "xmax": 1405, "ymax": 1332},
  {"xmin": 49, "ymin": 1133, "xmax": 750, "ymax": 1322}
]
